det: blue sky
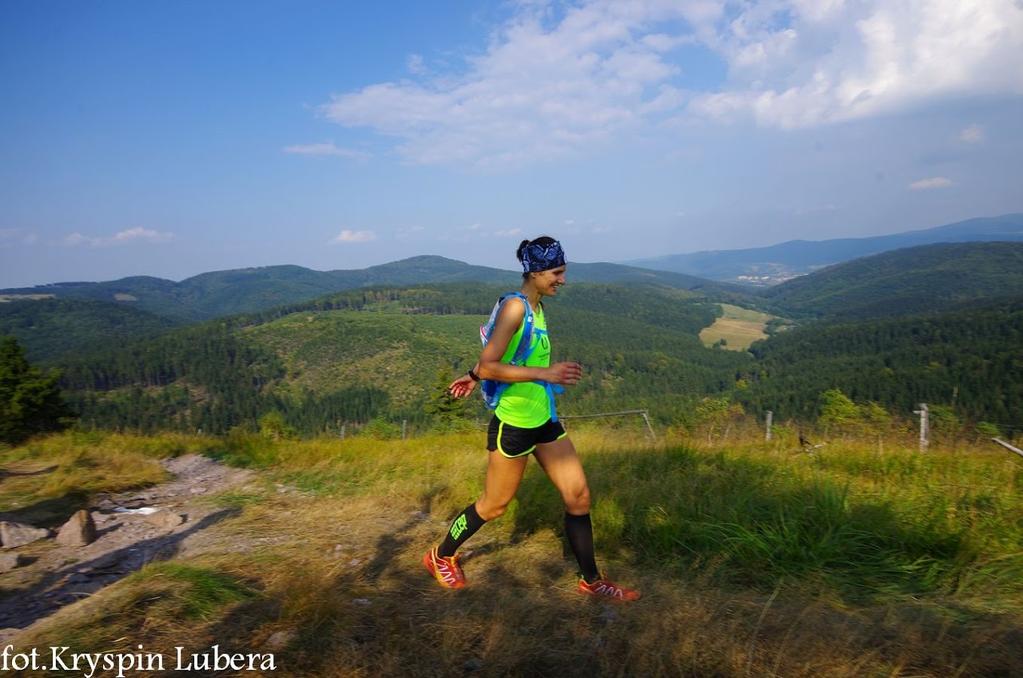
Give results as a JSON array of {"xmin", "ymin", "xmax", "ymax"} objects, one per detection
[{"xmin": 1, "ymin": 0, "xmax": 1021, "ymax": 287}]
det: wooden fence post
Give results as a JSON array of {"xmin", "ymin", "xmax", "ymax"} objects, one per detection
[{"xmin": 913, "ymin": 403, "xmax": 929, "ymax": 452}]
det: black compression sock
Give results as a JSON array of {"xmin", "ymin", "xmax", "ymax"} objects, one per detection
[
  {"xmin": 565, "ymin": 512, "xmax": 600, "ymax": 583},
  {"xmin": 437, "ymin": 503, "xmax": 486, "ymax": 557}
]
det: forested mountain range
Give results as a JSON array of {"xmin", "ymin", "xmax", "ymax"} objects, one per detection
[
  {"xmin": 4, "ymin": 233, "xmax": 1023, "ymax": 435},
  {"xmin": 761, "ymin": 241, "xmax": 1023, "ymax": 319},
  {"xmin": 39, "ymin": 279, "xmax": 1023, "ymax": 435},
  {"xmin": 0, "ymin": 257, "xmax": 754, "ymax": 364},
  {"xmin": 55, "ymin": 283, "xmax": 751, "ymax": 434},
  {"xmin": 0, "ymin": 256, "xmax": 749, "ymax": 324},
  {"xmin": 629, "ymin": 213, "xmax": 1023, "ymax": 284}
]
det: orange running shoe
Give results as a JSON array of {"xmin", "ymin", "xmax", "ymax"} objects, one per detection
[
  {"xmin": 578, "ymin": 576, "xmax": 641, "ymax": 601},
  {"xmin": 422, "ymin": 547, "xmax": 467, "ymax": 589}
]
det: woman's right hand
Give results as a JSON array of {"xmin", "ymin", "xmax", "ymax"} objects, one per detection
[
  {"xmin": 545, "ymin": 361, "xmax": 583, "ymax": 386},
  {"xmin": 448, "ymin": 373, "xmax": 477, "ymax": 399}
]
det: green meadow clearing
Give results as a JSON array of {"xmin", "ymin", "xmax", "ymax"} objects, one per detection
[
  {"xmin": 699, "ymin": 304, "xmax": 775, "ymax": 351},
  {"xmin": 2, "ymin": 428, "xmax": 1021, "ymax": 676}
]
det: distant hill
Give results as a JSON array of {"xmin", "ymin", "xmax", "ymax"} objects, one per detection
[
  {"xmin": 45, "ymin": 273, "xmax": 1023, "ymax": 431},
  {"xmin": 0, "ymin": 256, "xmax": 748, "ymax": 323},
  {"xmin": 629, "ymin": 214, "xmax": 1023, "ymax": 285},
  {"xmin": 0, "ymin": 298, "xmax": 178, "ymax": 363},
  {"xmin": 760, "ymin": 242, "xmax": 1023, "ymax": 320}
]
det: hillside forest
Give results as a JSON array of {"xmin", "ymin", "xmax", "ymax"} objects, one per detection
[{"xmin": 1, "ymin": 242, "xmax": 1022, "ymax": 442}]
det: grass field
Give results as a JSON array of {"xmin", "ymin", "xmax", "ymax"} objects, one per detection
[
  {"xmin": 3, "ymin": 428, "xmax": 1022, "ymax": 676},
  {"xmin": 700, "ymin": 304, "xmax": 775, "ymax": 351}
]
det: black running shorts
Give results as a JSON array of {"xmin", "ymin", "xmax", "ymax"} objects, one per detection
[{"xmin": 487, "ymin": 415, "xmax": 567, "ymax": 458}]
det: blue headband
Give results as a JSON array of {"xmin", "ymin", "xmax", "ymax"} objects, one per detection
[{"xmin": 521, "ymin": 240, "xmax": 566, "ymax": 273}]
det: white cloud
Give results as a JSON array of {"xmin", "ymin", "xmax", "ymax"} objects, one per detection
[
  {"xmin": 642, "ymin": 32, "xmax": 696, "ymax": 52},
  {"xmin": 62, "ymin": 227, "xmax": 174, "ymax": 247},
  {"xmin": 331, "ymin": 229, "xmax": 376, "ymax": 244},
  {"xmin": 407, "ymin": 54, "xmax": 426, "ymax": 75},
  {"xmin": 110, "ymin": 227, "xmax": 173, "ymax": 243},
  {"xmin": 283, "ymin": 142, "xmax": 370, "ymax": 160},
  {"xmin": 319, "ymin": 1, "xmax": 1023, "ymax": 166},
  {"xmin": 0, "ymin": 228, "xmax": 38, "ymax": 247},
  {"xmin": 691, "ymin": 0, "xmax": 1023, "ymax": 129},
  {"xmin": 960, "ymin": 124, "xmax": 985, "ymax": 143},
  {"xmin": 321, "ymin": 2, "xmax": 718, "ymax": 168},
  {"xmin": 909, "ymin": 176, "xmax": 953, "ymax": 190},
  {"xmin": 63, "ymin": 232, "xmax": 93, "ymax": 247},
  {"xmin": 493, "ymin": 228, "xmax": 523, "ymax": 237}
]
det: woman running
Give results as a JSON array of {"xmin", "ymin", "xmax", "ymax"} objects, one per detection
[{"xmin": 422, "ymin": 236, "xmax": 640, "ymax": 601}]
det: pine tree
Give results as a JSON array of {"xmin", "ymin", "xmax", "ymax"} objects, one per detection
[
  {"xmin": 0, "ymin": 335, "xmax": 74, "ymax": 444},
  {"xmin": 424, "ymin": 367, "xmax": 466, "ymax": 427}
]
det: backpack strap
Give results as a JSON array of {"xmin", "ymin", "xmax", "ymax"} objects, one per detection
[
  {"xmin": 505, "ymin": 293, "xmax": 535, "ymax": 366},
  {"xmin": 480, "ymin": 292, "xmax": 533, "ymax": 362}
]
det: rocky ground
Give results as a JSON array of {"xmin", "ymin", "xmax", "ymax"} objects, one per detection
[{"xmin": 0, "ymin": 455, "xmax": 254, "ymax": 643}]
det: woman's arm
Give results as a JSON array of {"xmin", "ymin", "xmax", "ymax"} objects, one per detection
[{"xmin": 477, "ymin": 298, "xmax": 582, "ymax": 386}]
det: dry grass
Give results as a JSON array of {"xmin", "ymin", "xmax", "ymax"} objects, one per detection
[
  {"xmin": 0, "ymin": 431, "xmax": 217, "ymax": 527},
  {"xmin": 5, "ymin": 429, "xmax": 1023, "ymax": 676},
  {"xmin": 699, "ymin": 304, "xmax": 774, "ymax": 351}
]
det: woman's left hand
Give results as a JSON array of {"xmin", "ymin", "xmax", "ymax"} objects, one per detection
[{"xmin": 448, "ymin": 373, "xmax": 477, "ymax": 399}]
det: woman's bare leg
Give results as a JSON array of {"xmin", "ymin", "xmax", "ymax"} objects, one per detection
[
  {"xmin": 534, "ymin": 436, "xmax": 590, "ymax": 515},
  {"xmin": 534, "ymin": 436, "xmax": 598, "ymax": 581},
  {"xmin": 435, "ymin": 450, "xmax": 529, "ymax": 558},
  {"xmin": 476, "ymin": 451, "xmax": 530, "ymax": 520}
]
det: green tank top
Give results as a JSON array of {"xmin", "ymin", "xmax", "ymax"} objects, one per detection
[{"xmin": 495, "ymin": 299, "xmax": 552, "ymax": 428}]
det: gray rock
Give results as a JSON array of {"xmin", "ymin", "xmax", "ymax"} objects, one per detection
[
  {"xmin": 0, "ymin": 552, "xmax": 28, "ymax": 572},
  {"xmin": 263, "ymin": 630, "xmax": 296, "ymax": 652},
  {"xmin": 144, "ymin": 510, "xmax": 184, "ymax": 530},
  {"xmin": 56, "ymin": 510, "xmax": 97, "ymax": 547},
  {"xmin": 0, "ymin": 521, "xmax": 50, "ymax": 549}
]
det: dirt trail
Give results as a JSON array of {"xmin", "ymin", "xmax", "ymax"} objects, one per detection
[{"xmin": 0, "ymin": 455, "xmax": 253, "ymax": 643}]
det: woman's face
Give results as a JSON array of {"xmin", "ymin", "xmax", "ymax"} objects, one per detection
[{"xmin": 533, "ymin": 265, "xmax": 567, "ymax": 297}]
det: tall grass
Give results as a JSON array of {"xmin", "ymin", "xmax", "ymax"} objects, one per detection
[
  {"xmin": 199, "ymin": 425, "xmax": 1023, "ymax": 606},
  {"xmin": 5, "ymin": 428, "xmax": 1022, "ymax": 676}
]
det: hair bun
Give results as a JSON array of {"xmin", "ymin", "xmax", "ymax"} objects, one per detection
[{"xmin": 516, "ymin": 239, "xmax": 530, "ymax": 261}]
